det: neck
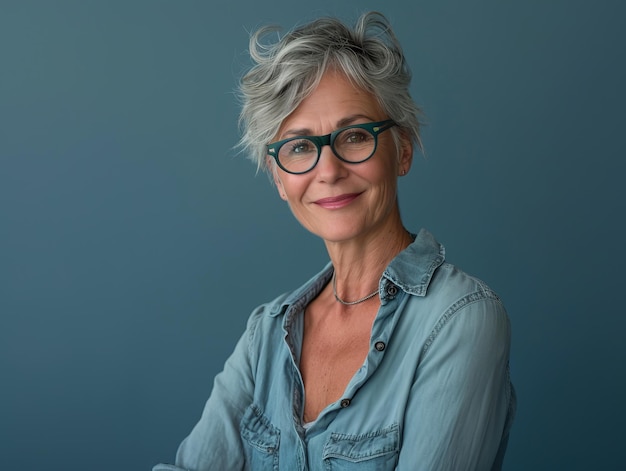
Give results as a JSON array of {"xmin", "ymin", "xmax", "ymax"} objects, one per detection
[{"xmin": 325, "ymin": 220, "xmax": 412, "ymax": 303}]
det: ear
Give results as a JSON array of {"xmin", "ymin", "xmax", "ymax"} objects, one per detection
[
  {"xmin": 267, "ymin": 156, "xmax": 288, "ymax": 201},
  {"xmin": 397, "ymin": 132, "xmax": 413, "ymax": 176},
  {"xmin": 274, "ymin": 174, "xmax": 288, "ymax": 201}
]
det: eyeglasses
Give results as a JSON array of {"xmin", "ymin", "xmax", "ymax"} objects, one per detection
[{"xmin": 266, "ymin": 119, "xmax": 396, "ymax": 175}]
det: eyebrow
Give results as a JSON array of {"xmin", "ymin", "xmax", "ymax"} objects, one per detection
[{"xmin": 281, "ymin": 114, "xmax": 375, "ymax": 139}]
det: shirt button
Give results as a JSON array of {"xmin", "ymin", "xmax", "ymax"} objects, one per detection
[
  {"xmin": 386, "ymin": 284, "xmax": 398, "ymax": 297},
  {"xmin": 375, "ymin": 341, "xmax": 386, "ymax": 352},
  {"xmin": 340, "ymin": 398, "xmax": 351, "ymax": 408}
]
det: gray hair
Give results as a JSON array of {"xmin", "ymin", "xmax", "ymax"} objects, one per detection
[{"xmin": 237, "ymin": 11, "xmax": 423, "ymax": 174}]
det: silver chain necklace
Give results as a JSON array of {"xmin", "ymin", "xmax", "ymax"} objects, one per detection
[{"xmin": 332, "ymin": 272, "xmax": 379, "ymax": 305}]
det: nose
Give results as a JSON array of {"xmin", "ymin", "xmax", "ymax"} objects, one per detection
[{"xmin": 315, "ymin": 145, "xmax": 348, "ymax": 183}]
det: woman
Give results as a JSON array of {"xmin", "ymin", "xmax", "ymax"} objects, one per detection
[{"xmin": 155, "ymin": 11, "xmax": 515, "ymax": 471}]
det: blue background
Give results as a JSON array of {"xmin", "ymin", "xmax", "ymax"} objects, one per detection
[{"xmin": 1, "ymin": 0, "xmax": 624, "ymax": 469}]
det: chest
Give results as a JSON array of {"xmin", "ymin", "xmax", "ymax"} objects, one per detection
[{"xmin": 299, "ymin": 302, "xmax": 378, "ymax": 422}]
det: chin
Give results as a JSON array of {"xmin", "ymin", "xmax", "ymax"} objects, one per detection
[{"xmin": 306, "ymin": 224, "xmax": 367, "ymax": 244}]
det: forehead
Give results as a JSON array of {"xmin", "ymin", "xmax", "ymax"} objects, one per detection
[{"xmin": 279, "ymin": 71, "xmax": 382, "ymax": 136}]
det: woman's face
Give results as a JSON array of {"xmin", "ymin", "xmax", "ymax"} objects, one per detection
[{"xmin": 271, "ymin": 70, "xmax": 412, "ymax": 245}]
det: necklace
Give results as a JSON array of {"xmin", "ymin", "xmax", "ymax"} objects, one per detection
[{"xmin": 332, "ymin": 272, "xmax": 379, "ymax": 305}]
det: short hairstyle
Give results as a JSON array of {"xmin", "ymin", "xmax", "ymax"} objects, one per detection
[{"xmin": 237, "ymin": 11, "xmax": 422, "ymax": 174}]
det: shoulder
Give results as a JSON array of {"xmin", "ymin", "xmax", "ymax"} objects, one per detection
[
  {"xmin": 391, "ymin": 238, "xmax": 510, "ymax": 357},
  {"xmin": 429, "ymin": 262, "xmax": 504, "ymax": 311},
  {"xmin": 421, "ymin": 262, "xmax": 511, "ymax": 356},
  {"xmin": 243, "ymin": 292, "xmax": 290, "ymax": 339}
]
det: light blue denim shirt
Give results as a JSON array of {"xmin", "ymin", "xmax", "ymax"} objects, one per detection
[{"xmin": 154, "ymin": 229, "xmax": 515, "ymax": 471}]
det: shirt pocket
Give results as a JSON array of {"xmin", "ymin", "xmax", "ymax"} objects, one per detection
[
  {"xmin": 240, "ymin": 404, "xmax": 280, "ymax": 471},
  {"xmin": 322, "ymin": 424, "xmax": 399, "ymax": 471}
]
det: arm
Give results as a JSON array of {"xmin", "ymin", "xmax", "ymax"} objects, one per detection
[
  {"xmin": 154, "ymin": 308, "xmax": 263, "ymax": 471},
  {"xmin": 397, "ymin": 296, "xmax": 515, "ymax": 471}
]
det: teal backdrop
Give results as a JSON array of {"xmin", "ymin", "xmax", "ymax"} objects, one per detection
[{"xmin": 1, "ymin": 1, "xmax": 624, "ymax": 469}]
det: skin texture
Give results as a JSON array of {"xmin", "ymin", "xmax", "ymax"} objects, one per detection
[
  {"xmin": 271, "ymin": 69, "xmax": 412, "ymax": 256},
  {"xmin": 270, "ymin": 70, "xmax": 415, "ymax": 421}
]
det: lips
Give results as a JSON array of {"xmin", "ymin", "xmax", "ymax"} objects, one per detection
[{"xmin": 314, "ymin": 192, "xmax": 362, "ymax": 209}]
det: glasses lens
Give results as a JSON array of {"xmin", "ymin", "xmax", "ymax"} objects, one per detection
[
  {"xmin": 333, "ymin": 127, "xmax": 376, "ymax": 162},
  {"xmin": 277, "ymin": 138, "xmax": 319, "ymax": 173}
]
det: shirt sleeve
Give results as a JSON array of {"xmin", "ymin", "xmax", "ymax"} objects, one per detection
[
  {"xmin": 397, "ymin": 295, "xmax": 515, "ymax": 471},
  {"xmin": 153, "ymin": 307, "xmax": 264, "ymax": 471}
]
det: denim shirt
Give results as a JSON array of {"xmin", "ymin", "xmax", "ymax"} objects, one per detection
[{"xmin": 154, "ymin": 229, "xmax": 516, "ymax": 471}]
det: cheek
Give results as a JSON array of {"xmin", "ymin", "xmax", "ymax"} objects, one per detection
[
  {"xmin": 275, "ymin": 173, "xmax": 308, "ymax": 203},
  {"xmin": 363, "ymin": 157, "xmax": 398, "ymax": 187}
]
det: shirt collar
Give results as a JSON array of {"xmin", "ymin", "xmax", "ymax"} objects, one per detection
[
  {"xmin": 382, "ymin": 228, "xmax": 445, "ymax": 297},
  {"xmin": 269, "ymin": 228, "xmax": 445, "ymax": 317}
]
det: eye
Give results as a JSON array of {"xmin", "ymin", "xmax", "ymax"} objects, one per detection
[
  {"xmin": 340, "ymin": 129, "xmax": 372, "ymax": 145},
  {"xmin": 286, "ymin": 139, "xmax": 316, "ymax": 155}
]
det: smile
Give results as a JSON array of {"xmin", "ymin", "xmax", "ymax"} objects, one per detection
[{"xmin": 313, "ymin": 192, "xmax": 362, "ymax": 209}]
